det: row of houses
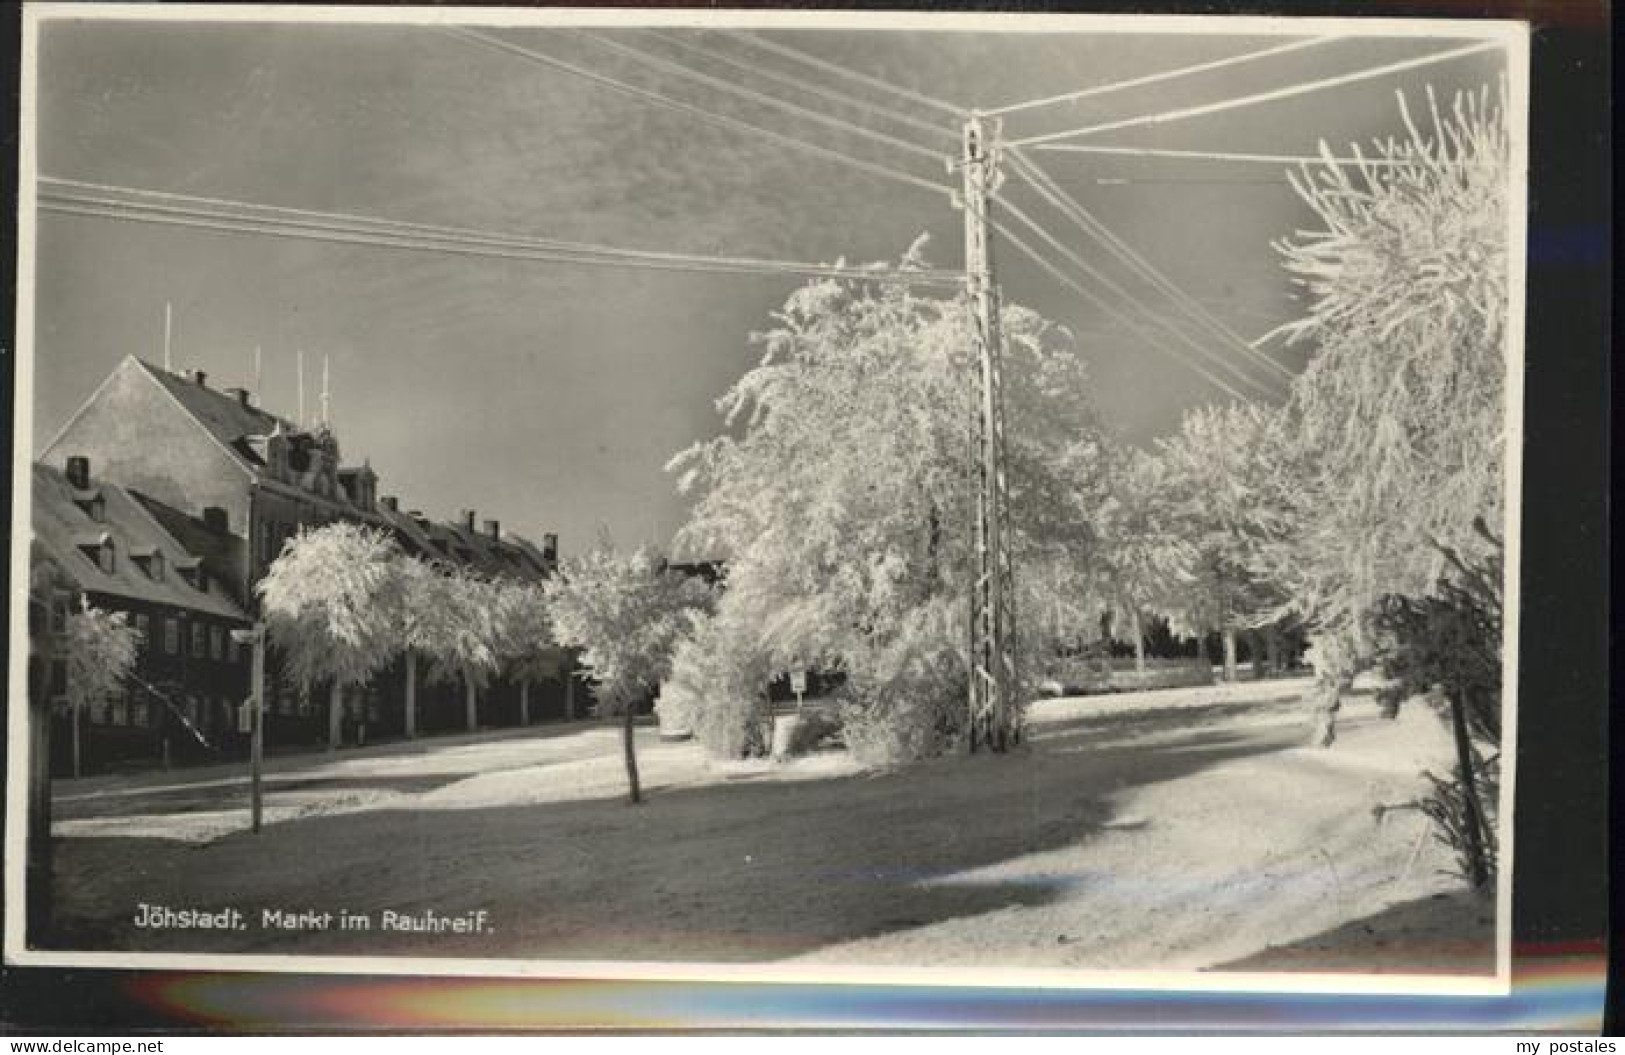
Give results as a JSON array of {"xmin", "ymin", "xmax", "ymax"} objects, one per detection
[{"xmin": 28, "ymin": 355, "xmax": 576, "ymax": 776}]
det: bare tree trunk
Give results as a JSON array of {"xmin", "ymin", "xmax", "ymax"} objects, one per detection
[
  {"xmin": 1132, "ymin": 610, "xmax": 1146, "ymax": 673},
  {"xmin": 519, "ymin": 677, "xmax": 530, "ymax": 726},
  {"xmin": 71, "ymin": 702, "xmax": 82, "ymax": 779},
  {"xmin": 328, "ymin": 680, "xmax": 343, "ymax": 751},
  {"xmin": 565, "ymin": 674, "xmax": 576, "ymax": 721},
  {"xmin": 1309, "ymin": 672, "xmax": 1351, "ymax": 748},
  {"xmin": 464, "ymin": 671, "xmax": 478, "ymax": 733},
  {"xmin": 1222, "ymin": 626, "xmax": 1238, "ymax": 683},
  {"xmin": 1249, "ymin": 630, "xmax": 1264, "ymax": 680},
  {"xmin": 621, "ymin": 702, "xmax": 642, "ymax": 805},
  {"xmin": 1449, "ymin": 688, "xmax": 1491, "ymax": 888},
  {"xmin": 1265, "ymin": 630, "xmax": 1281, "ymax": 678},
  {"xmin": 403, "ymin": 652, "xmax": 417, "ymax": 739}
]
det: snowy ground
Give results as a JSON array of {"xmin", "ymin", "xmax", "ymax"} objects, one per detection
[{"xmin": 43, "ymin": 677, "xmax": 1495, "ymax": 977}]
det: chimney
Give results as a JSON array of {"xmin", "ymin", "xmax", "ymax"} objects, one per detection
[
  {"xmin": 64, "ymin": 455, "xmax": 90, "ymax": 490},
  {"xmin": 461, "ymin": 509, "xmax": 476, "ymax": 532},
  {"xmin": 483, "ymin": 519, "xmax": 500, "ymax": 540},
  {"xmin": 224, "ymin": 386, "xmax": 252, "ymax": 408},
  {"xmin": 191, "ymin": 369, "xmax": 208, "ymax": 387},
  {"xmin": 379, "ymin": 495, "xmax": 399, "ymax": 513},
  {"xmin": 541, "ymin": 533, "xmax": 558, "ymax": 562},
  {"xmin": 201, "ymin": 506, "xmax": 229, "ymax": 534}
]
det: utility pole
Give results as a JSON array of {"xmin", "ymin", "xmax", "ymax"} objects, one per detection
[
  {"xmin": 232, "ymin": 623, "xmax": 267, "ymax": 834},
  {"xmin": 957, "ymin": 113, "xmax": 1017, "ymax": 752}
]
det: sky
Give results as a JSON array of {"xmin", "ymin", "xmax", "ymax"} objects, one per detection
[{"xmin": 27, "ymin": 13, "xmax": 1510, "ymax": 556}]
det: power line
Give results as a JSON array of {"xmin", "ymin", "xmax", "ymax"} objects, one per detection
[
  {"xmin": 574, "ymin": 30, "xmax": 946, "ymax": 164},
  {"xmin": 38, "ymin": 182, "xmax": 965, "ymax": 286},
  {"xmin": 990, "ymin": 215, "xmax": 1256, "ymax": 404},
  {"xmin": 988, "ymin": 181, "xmax": 1280, "ymax": 395},
  {"xmin": 995, "ymin": 194, "xmax": 1278, "ymax": 400},
  {"xmin": 444, "ymin": 27, "xmax": 952, "ymax": 200},
  {"xmin": 724, "ymin": 30, "xmax": 968, "ymax": 118},
  {"xmin": 1030, "ymin": 142, "xmax": 1441, "ymax": 167},
  {"xmin": 1006, "ymin": 40, "xmax": 1502, "ymax": 148},
  {"xmin": 637, "ymin": 29, "xmax": 960, "ymax": 144},
  {"xmin": 985, "ymin": 36, "xmax": 1334, "ymax": 118},
  {"xmin": 1006, "ymin": 148, "xmax": 1294, "ymax": 381}
]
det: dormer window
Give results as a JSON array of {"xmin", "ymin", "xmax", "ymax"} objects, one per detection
[
  {"xmin": 177, "ymin": 560, "xmax": 207, "ymax": 593},
  {"xmin": 72, "ymin": 490, "xmax": 105, "ymax": 523},
  {"xmin": 132, "ymin": 548, "xmax": 165, "ymax": 583},
  {"xmin": 76, "ymin": 533, "xmax": 115, "ymax": 575}
]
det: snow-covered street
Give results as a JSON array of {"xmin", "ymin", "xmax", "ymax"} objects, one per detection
[{"xmin": 44, "ymin": 677, "xmax": 1493, "ymax": 976}]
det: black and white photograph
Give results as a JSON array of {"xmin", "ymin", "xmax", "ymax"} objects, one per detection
[{"xmin": 6, "ymin": 5, "xmax": 1528, "ymax": 991}]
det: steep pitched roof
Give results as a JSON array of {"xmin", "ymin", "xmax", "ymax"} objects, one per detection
[
  {"xmin": 130, "ymin": 357, "xmax": 299, "ymax": 471},
  {"xmin": 31, "ymin": 463, "xmax": 249, "ymax": 621}
]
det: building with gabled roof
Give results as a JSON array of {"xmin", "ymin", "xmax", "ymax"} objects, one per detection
[
  {"xmin": 42, "ymin": 355, "xmax": 387, "ymax": 604},
  {"xmin": 31, "ymin": 459, "xmax": 252, "ymax": 774}
]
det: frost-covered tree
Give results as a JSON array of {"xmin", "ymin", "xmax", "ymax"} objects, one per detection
[
  {"xmin": 418, "ymin": 568, "xmax": 506, "ymax": 733},
  {"xmin": 63, "ymin": 600, "xmax": 139, "ymax": 777},
  {"xmin": 1088, "ymin": 448, "xmax": 1194, "ymax": 672},
  {"xmin": 544, "ymin": 547, "xmax": 713, "ymax": 803},
  {"xmin": 1258, "ymin": 84, "xmax": 1510, "ymax": 744},
  {"xmin": 669, "ymin": 239, "xmax": 1106, "ymax": 756},
  {"xmin": 1155, "ymin": 403, "xmax": 1285, "ymax": 681},
  {"xmin": 258, "ymin": 524, "xmax": 407, "ymax": 749},
  {"xmin": 492, "ymin": 579, "xmax": 563, "ymax": 726}
]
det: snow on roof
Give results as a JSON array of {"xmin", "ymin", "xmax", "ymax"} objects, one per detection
[{"xmin": 31, "ymin": 462, "xmax": 249, "ymax": 622}]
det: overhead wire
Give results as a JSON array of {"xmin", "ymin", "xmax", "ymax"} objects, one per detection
[
  {"xmin": 1029, "ymin": 142, "xmax": 1436, "ymax": 166},
  {"xmin": 1006, "ymin": 148, "xmax": 1294, "ymax": 381},
  {"xmin": 990, "ymin": 215, "xmax": 1255, "ymax": 404},
  {"xmin": 443, "ymin": 27, "xmax": 953, "ymax": 199},
  {"xmin": 994, "ymin": 193, "xmax": 1280, "ymax": 399},
  {"xmin": 633, "ymin": 29, "xmax": 961, "ymax": 144},
  {"xmin": 612, "ymin": 32, "xmax": 1288, "ymax": 392},
  {"xmin": 575, "ymin": 30, "xmax": 949, "ymax": 164},
  {"xmin": 1005, "ymin": 40, "xmax": 1502, "ymax": 148},
  {"xmin": 38, "ymin": 180, "xmax": 966, "ymax": 286},
  {"xmin": 985, "ymin": 36, "xmax": 1335, "ymax": 117},
  {"xmin": 723, "ymin": 29, "xmax": 969, "ymax": 118}
]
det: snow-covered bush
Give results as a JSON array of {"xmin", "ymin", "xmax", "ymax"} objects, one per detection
[{"xmin": 661, "ymin": 609, "xmax": 774, "ymax": 760}]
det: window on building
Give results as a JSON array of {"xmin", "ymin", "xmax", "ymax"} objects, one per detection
[
  {"xmin": 130, "ymin": 699, "xmax": 150, "ymax": 728},
  {"xmin": 226, "ymin": 634, "xmax": 240, "ymax": 664},
  {"xmin": 98, "ymin": 541, "xmax": 117, "ymax": 575},
  {"xmin": 134, "ymin": 613, "xmax": 150, "ymax": 650},
  {"xmin": 163, "ymin": 618, "xmax": 180, "ymax": 655},
  {"xmin": 210, "ymin": 626, "xmax": 224, "ymax": 661},
  {"xmin": 191, "ymin": 622, "xmax": 206, "ymax": 658},
  {"xmin": 110, "ymin": 693, "xmax": 129, "ymax": 727},
  {"xmin": 48, "ymin": 658, "xmax": 67, "ymax": 698},
  {"xmin": 144, "ymin": 551, "xmax": 165, "ymax": 582}
]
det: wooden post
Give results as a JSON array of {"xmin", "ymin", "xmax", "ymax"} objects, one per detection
[
  {"xmin": 464, "ymin": 673, "xmax": 478, "ymax": 733},
  {"xmin": 26, "ymin": 652, "xmax": 54, "ymax": 943},
  {"xmin": 70, "ymin": 700, "xmax": 82, "ymax": 779},
  {"xmin": 1449, "ymin": 688, "xmax": 1491, "ymax": 888},
  {"xmin": 327, "ymin": 680, "xmax": 343, "ymax": 750},
  {"xmin": 249, "ymin": 625, "xmax": 265, "ymax": 834},
  {"xmin": 519, "ymin": 677, "xmax": 530, "ymax": 726},
  {"xmin": 621, "ymin": 702, "xmax": 642, "ymax": 805},
  {"xmin": 565, "ymin": 673, "xmax": 576, "ymax": 721},
  {"xmin": 403, "ymin": 652, "xmax": 417, "ymax": 739}
]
